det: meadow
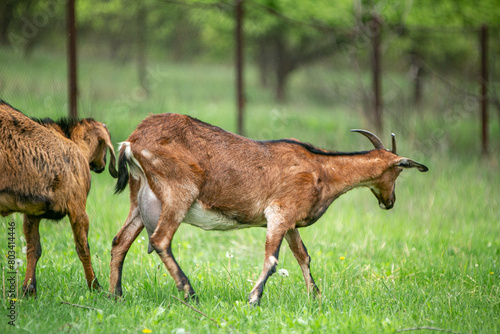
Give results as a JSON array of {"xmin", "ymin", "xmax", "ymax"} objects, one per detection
[{"xmin": 1, "ymin": 48, "xmax": 499, "ymax": 333}]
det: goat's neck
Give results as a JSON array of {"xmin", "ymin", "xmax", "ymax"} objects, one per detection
[{"xmin": 320, "ymin": 151, "xmax": 389, "ymax": 196}]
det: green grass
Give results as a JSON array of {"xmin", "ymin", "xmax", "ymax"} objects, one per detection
[{"xmin": 1, "ymin": 48, "xmax": 499, "ymax": 333}]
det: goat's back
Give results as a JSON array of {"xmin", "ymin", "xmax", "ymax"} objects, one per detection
[{"xmin": 128, "ymin": 113, "xmax": 316, "ymax": 167}]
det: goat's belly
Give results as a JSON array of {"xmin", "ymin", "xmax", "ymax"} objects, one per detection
[
  {"xmin": 184, "ymin": 201, "xmax": 259, "ymax": 231},
  {"xmin": 138, "ymin": 184, "xmax": 262, "ymax": 234}
]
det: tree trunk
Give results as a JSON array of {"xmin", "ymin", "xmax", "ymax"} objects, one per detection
[
  {"xmin": 257, "ymin": 40, "xmax": 272, "ymax": 88},
  {"xmin": 0, "ymin": 2, "xmax": 14, "ymax": 45},
  {"xmin": 275, "ymin": 35, "xmax": 291, "ymax": 103},
  {"xmin": 67, "ymin": 0, "xmax": 78, "ymax": 120},
  {"xmin": 276, "ymin": 65, "xmax": 289, "ymax": 103},
  {"xmin": 137, "ymin": 5, "xmax": 149, "ymax": 98},
  {"xmin": 410, "ymin": 49, "xmax": 423, "ymax": 108}
]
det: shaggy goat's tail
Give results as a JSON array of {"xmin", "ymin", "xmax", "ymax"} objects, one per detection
[{"xmin": 114, "ymin": 142, "xmax": 131, "ymax": 194}]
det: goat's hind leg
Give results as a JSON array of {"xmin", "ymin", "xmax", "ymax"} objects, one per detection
[
  {"xmin": 285, "ymin": 228, "xmax": 320, "ymax": 296},
  {"xmin": 22, "ymin": 215, "xmax": 42, "ymax": 297},
  {"xmin": 150, "ymin": 210, "xmax": 197, "ymax": 302},
  {"xmin": 68, "ymin": 209, "xmax": 101, "ymax": 291},
  {"xmin": 109, "ymin": 205, "xmax": 144, "ymax": 297}
]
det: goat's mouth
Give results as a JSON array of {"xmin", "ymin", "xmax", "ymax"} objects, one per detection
[{"xmin": 91, "ymin": 165, "xmax": 105, "ymax": 173}]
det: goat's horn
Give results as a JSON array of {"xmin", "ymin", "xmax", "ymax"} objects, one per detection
[
  {"xmin": 391, "ymin": 133, "xmax": 397, "ymax": 154},
  {"xmin": 351, "ymin": 129, "xmax": 385, "ymax": 150}
]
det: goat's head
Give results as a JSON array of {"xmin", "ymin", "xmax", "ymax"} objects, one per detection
[
  {"xmin": 71, "ymin": 119, "xmax": 118, "ymax": 178},
  {"xmin": 351, "ymin": 129, "xmax": 428, "ymax": 210}
]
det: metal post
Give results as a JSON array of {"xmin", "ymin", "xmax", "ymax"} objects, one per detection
[
  {"xmin": 480, "ymin": 24, "xmax": 489, "ymax": 155},
  {"xmin": 235, "ymin": 0, "xmax": 245, "ymax": 136},
  {"xmin": 67, "ymin": 0, "xmax": 78, "ymax": 120},
  {"xmin": 370, "ymin": 15, "xmax": 382, "ymax": 134}
]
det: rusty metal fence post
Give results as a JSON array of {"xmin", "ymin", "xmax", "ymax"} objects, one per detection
[
  {"xmin": 370, "ymin": 15, "xmax": 382, "ymax": 134},
  {"xmin": 67, "ymin": 0, "xmax": 78, "ymax": 120},
  {"xmin": 235, "ymin": 0, "xmax": 245, "ymax": 136}
]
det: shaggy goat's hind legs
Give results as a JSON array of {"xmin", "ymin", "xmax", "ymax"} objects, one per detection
[
  {"xmin": 68, "ymin": 210, "xmax": 101, "ymax": 291},
  {"xmin": 150, "ymin": 212, "xmax": 197, "ymax": 302},
  {"xmin": 109, "ymin": 207, "xmax": 144, "ymax": 297},
  {"xmin": 285, "ymin": 229, "xmax": 320, "ymax": 296},
  {"xmin": 22, "ymin": 215, "xmax": 42, "ymax": 297}
]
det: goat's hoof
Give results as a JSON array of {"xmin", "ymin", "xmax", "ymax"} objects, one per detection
[
  {"xmin": 312, "ymin": 286, "xmax": 321, "ymax": 298},
  {"xmin": 108, "ymin": 293, "xmax": 125, "ymax": 302},
  {"xmin": 248, "ymin": 297, "xmax": 260, "ymax": 307},
  {"xmin": 184, "ymin": 292, "xmax": 199, "ymax": 304},
  {"xmin": 22, "ymin": 284, "xmax": 37, "ymax": 298},
  {"xmin": 91, "ymin": 279, "xmax": 102, "ymax": 291},
  {"xmin": 248, "ymin": 289, "xmax": 262, "ymax": 307}
]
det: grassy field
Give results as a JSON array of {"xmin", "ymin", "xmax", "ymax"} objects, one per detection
[{"xmin": 1, "ymin": 48, "xmax": 499, "ymax": 333}]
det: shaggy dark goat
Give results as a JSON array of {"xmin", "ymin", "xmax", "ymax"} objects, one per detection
[
  {"xmin": 0, "ymin": 100, "xmax": 117, "ymax": 296},
  {"xmin": 110, "ymin": 113, "xmax": 428, "ymax": 305}
]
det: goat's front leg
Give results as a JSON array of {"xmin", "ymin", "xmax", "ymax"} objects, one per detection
[
  {"xmin": 248, "ymin": 216, "xmax": 290, "ymax": 306},
  {"xmin": 68, "ymin": 210, "xmax": 101, "ymax": 291},
  {"xmin": 22, "ymin": 215, "xmax": 42, "ymax": 297},
  {"xmin": 109, "ymin": 207, "xmax": 144, "ymax": 297},
  {"xmin": 285, "ymin": 228, "xmax": 320, "ymax": 296},
  {"xmin": 150, "ymin": 211, "xmax": 196, "ymax": 301}
]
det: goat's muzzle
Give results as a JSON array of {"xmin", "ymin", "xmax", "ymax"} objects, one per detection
[
  {"xmin": 379, "ymin": 200, "xmax": 394, "ymax": 210},
  {"xmin": 370, "ymin": 187, "xmax": 395, "ymax": 210},
  {"xmin": 90, "ymin": 163, "xmax": 105, "ymax": 174},
  {"xmin": 378, "ymin": 193, "xmax": 395, "ymax": 210}
]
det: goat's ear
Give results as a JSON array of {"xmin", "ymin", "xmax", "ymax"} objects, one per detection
[
  {"xmin": 98, "ymin": 123, "xmax": 118, "ymax": 178},
  {"xmin": 108, "ymin": 144, "xmax": 118, "ymax": 178},
  {"xmin": 103, "ymin": 135, "xmax": 118, "ymax": 178},
  {"xmin": 395, "ymin": 158, "xmax": 429, "ymax": 172}
]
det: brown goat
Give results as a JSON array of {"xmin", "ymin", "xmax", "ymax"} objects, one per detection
[
  {"xmin": 0, "ymin": 100, "xmax": 117, "ymax": 296},
  {"xmin": 110, "ymin": 113, "xmax": 428, "ymax": 305}
]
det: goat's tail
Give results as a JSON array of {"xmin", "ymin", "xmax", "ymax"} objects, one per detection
[{"xmin": 114, "ymin": 142, "xmax": 131, "ymax": 194}]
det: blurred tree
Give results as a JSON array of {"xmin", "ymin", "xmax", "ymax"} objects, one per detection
[
  {"xmin": 2, "ymin": 0, "xmax": 64, "ymax": 56},
  {"xmin": 78, "ymin": 0, "xmax": 205, "ymax": 96},
  {"xmin": 0, "ymin": 0, "xmax": 19, "ymax": 45},
  {"xmin": 193, "ymin": 0, "xmax": 355, "ymax": 101},
  {"xmin": 78, "ymin": 0, "xmax": 140, "ymax": 61},
  {"xmin": 249, "ymin": 0, "xmax": 354, "ymax": 101},
  {"xmin": 394, "ymin": 0, "xmax": 500, "ymax": 72},
  {"xmin": 78, "ymin": 0, "xmax": 204, "ymax": 62}
]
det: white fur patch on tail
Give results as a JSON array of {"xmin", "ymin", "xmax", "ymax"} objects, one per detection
[
  {"xmin": 118, "ymin": 141, "xmax": 129, "ymax": 152},
  {"xmin": 119, "ymin": 141, "xmax": 144, "ymax": 179}
]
